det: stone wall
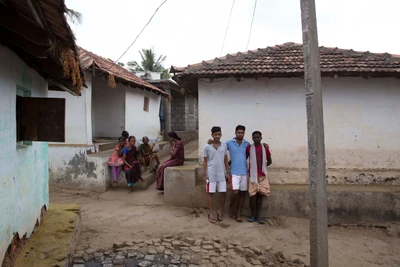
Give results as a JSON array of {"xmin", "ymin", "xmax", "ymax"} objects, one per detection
[
  {"xmin": 171, "ymin": 91, "xmax": 198, "ymax": 132},
  {"xmin": 185, "ymin": 94, "xmax": 197, "ymax": 131},
  {"xmin": 171, "ymin": 90, "xmax": 185, "ymax": 131}
]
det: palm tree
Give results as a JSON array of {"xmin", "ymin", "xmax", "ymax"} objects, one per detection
[
  {"xmin": 127, "ymin": 48, "xmax": 171, "ymax": 79},
  {"xmin": 66, "ymin": 8, "xmax": 83, "ymax": 25}
]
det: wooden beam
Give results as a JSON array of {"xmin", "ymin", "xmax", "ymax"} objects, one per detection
[
  {"xmin": 1, "ymin": 28, "xmax": 48, "ymax": 58},
  {"xmin": 0, "ymin": 6, "xmax": 50, "ymax": 46},
  {"xmin": 28, "ymin": 0, "xmax": 56, "ymax": 41}
]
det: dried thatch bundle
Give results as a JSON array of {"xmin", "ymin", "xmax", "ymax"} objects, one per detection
[
  {"xmin": 107, "ymin": 74, "xmax": 116, "ymax": 88},
  {"xmin": 60, "ymin": 47, "xmax": 83, "ymax": 92},
  {"xmin": 49, "ymin": 42, "xmax": 83, "ymax": 93}
]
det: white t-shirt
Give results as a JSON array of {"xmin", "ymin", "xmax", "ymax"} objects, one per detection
[{"xmin": 203, "ymin": 143, "xmax": 228, "ymax": 182}]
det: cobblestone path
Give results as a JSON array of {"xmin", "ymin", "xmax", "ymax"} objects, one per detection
[{"xmin": 72, "ymin": 235, "xmax": 306, "ymax": 267}]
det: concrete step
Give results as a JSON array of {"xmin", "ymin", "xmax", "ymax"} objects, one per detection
[
  {"xmin": 113, "ymin": 168, "xmax": 156, "ymax": 190},
  {"xmin": 93, "ymin": 140, "xmax": 118, "ymax": 152},
  {"xmin": 185, "ymin": 150, "xmax": 198, "ymax": 162},
  {"xmin": 190, "ymin": 184, "xmax": 400, "ymax": 223}
]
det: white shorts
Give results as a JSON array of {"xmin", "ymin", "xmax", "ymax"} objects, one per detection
[
  {"xmin": 230, "ymin": 174, "xmax": 248, "ymax": 191},
  {"xmin": 206, "ymin": 181, "xmax": 227, "ymax": 193}
]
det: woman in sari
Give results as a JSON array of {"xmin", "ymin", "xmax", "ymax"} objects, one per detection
[
  {"xmin": 122, "ymin": 136, "xmax": 142, "ymax": 193},
  {"xmin": 140, "ymin": 136, "xmax": 160, "ymax": 172},
  {"xmin": 156, "ymin": 132, "xmax": 185, "ymax": 190}
]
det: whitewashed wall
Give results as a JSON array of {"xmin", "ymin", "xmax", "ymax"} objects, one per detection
[
  {"xmin": 198, "ymin": 77, "xmax": 400, "ymax": 169},
  {"xmin": 48, "ymin": 73, "xmax": 92, "ymax": 145},
  {"xmin": 92, "ymin": 76, "xmax": 125, "ymax": 138},
  {"xmin": 0, "ymin": 45, "xmax": 49, "ymax": 263},
  {"xmin": 125, "ymin": 89, "xmax": 162, "ymax": 141}
]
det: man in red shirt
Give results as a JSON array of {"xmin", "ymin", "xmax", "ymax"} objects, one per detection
[{"xmin": 246, "ymin": 131, "xmax": 272, "ymax": 224}]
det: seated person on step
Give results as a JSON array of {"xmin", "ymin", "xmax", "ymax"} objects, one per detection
[{"xmin": 140, "ymin": 136, "xmax": 160, "ymax": 172}]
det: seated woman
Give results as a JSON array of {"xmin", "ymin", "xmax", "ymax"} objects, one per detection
[
  {"xmin": 122, "ymin": 136, "xmax": 142, "ymax": 193},
  {"xmin": 140, "ymin": 136, "xmax": 160, "ymax": 172},
  {"xmin": 107, "ymin": 136, "xmax": 126, "ymax": 186},
  {"xmin": 156, "ymin": 132, "xmax": 185, "ymax": 191}
]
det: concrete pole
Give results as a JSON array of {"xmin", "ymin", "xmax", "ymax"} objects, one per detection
[{"xmin": 300, "ymin": 0, "xmax": 329, "ymax": 266}]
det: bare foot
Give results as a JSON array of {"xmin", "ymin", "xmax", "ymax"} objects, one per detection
[{"xmin": 229, "ymin": 204, "xmax": 236, "ymax": 219}]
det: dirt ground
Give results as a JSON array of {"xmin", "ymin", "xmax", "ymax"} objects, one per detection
[
  {"xmin": 49, "ymin": 140, "xmax": 400, "ymax": 267},
  {"xmin": 49, "ymin": 186, "xmax": 400, "ymax": 267}
]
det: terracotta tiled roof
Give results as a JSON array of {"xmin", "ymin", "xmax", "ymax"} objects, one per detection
[
  {"xmin": 78, "ymin": 47, "xmax": 170, "ymax": 98},
  {"xmin": 171, "ymin": 42, "xmax": 400, "ymax": 78}
]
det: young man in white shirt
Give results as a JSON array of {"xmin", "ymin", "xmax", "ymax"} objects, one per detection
[{"xmin": 202, "ymin": 126, "xmax": 230, "ymax": 223}]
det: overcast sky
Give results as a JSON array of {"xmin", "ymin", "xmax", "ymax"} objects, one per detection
[{"xmin": 65, "ymin": 0, "xmax": 400, "ymax": 69}]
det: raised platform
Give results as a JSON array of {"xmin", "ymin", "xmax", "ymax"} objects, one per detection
[
  {"xmin": 49, "ymin": 141, "xmax": 171, "ymax": 193},
  {"xmin": 14, "ymin": 204, "xmax": 81, "ymax": 267},
  {"xmin": 164, "ymin": 164, "xmax": 400, "ymax": 223}
]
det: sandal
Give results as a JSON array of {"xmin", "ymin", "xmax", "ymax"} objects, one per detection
[
  {"xmin": 217, "ymin": 211, "xmax": 224, "ymax": 221},
  {"xmin": 208, "ymin": 214, "xmax": 217, "ymax": 224},
  {"xmin": 236, "ymin": 216, "xmax": 243, "ymax": 222},
  {"xmin": 247, "ymin": 217, "xmax": 255, "ymax": 222},
  {"xmin": 255, "ymin": 217, "xmax": 266, "ymax": 224}
]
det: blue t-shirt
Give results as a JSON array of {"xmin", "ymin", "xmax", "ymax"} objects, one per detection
[{"xmin": 226, "ymin": 138, "xmax": 250, "ymax": 175}]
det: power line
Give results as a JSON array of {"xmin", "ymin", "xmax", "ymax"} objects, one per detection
[
  {"xmin": 107, "ymin": 0, "xmax": 168, "ymax": 72},
  {"xmin": 246, "ymin": 0, "xmax": 257, "ymax": 51},
  {"xmin": 220, "ymin": 0, "xmax": 236, "ymax": 56}
]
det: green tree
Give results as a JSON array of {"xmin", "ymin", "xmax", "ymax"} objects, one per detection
[{"xmin": 127, "ymin": 48, "xmax": 171, "ymax": 79}]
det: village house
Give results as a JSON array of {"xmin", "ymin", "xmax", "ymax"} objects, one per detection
[
  {"xmin": 134, "ymin": 71, "xmax": 199, "ymax": 143},
  {"xmin": 0, "ymin": 0, "xmax": 84, "ymax": 263},
  {"xmin": 171, "ymin": 42, "xmax": 400, "ymax": 186},
  {"xmin": 148, "ymin": 78, "xmax": 198, "ymax": 142},
  {"xmin": 164, "ymin": 42, "xmax": 400, "ymax": 220},
  {"xmin": 48, "ymin": 47, "xmax": 171, "ymax": 192}
]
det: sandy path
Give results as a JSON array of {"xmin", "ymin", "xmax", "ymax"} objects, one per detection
[
  {"xmin": 50, "ymin": 185, "xmax": 400, "ymax": 267},
  {"xmin": 49, "ymin": 140, "xmax": 400, "ymax": 267}
]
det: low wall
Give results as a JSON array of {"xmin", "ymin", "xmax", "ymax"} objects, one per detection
[
  {"xmin": 190, "ymin": 184, "xmax": 400, "ymax": 223},
  {"xmin": 268, "ymin": 167, "xmax": 400, "ymax": 186},
  {"xmin": 49, "ymin": 142, "xmax": 171, "ymax": 193},
  {"xmin": 164, "ymin": 165, "xmax": 400, "ymax": 223},
  {"xmin": 49, "ymin": 145, "xmax": 104, "ymax": 191}
]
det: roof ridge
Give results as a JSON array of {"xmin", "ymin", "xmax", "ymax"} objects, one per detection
[
  {"xmin": 171, "ymin": 42, "xmax": 400, "ymax": 78},
  {"xmin": 78, "ymin": 46, "xmax": 170, "ymax": 97},
  {"xmin": 172, "ymin": 42, "xmax": 400, "ymax": 72}
]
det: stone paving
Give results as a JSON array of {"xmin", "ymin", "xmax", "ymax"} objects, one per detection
[{"xmin": 72, "ymin": 235, "xmax": 307, "ymax": 267}]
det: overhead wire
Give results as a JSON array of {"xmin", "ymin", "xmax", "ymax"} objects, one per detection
[
  {"xmin": 220, "ymin": 0, "xmax": 236, "ymax": 56},
  {"xmin": 106, "ymin": 0, "xmax": 168, "ymax": 72},
  {"xmin": 246, "ymin": 0, "xmax": 257, "ymax": 51}
]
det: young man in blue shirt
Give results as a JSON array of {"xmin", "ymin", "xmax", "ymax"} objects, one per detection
[{"xmin": 226, "ymin": 125, "xmax": 250, "ymax": 222}]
